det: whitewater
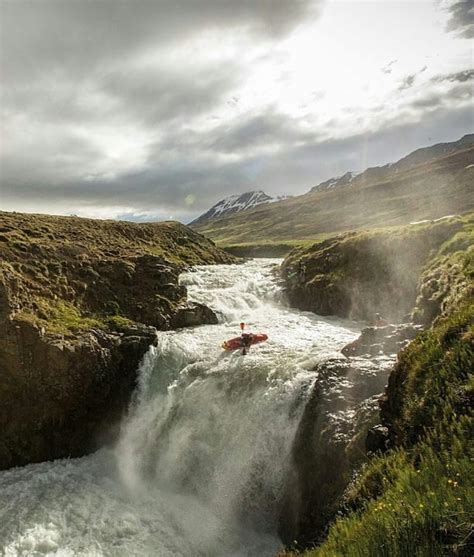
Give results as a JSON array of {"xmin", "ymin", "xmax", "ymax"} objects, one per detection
[{"xmin": 0, "ymin": 259, "xmax": 363, "ymax": 557}]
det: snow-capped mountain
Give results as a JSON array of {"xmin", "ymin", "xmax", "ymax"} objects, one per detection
[
  {"xmin": 190, "ymin": 191, "xmax": 287, "ymax": 225},
  {"xmin": 309, "ymin": 134, "xmax": 474, "ymax": 195},
  {"xmin": 310, "ymin": 171, "xmax": 359, "ymax": 193}
]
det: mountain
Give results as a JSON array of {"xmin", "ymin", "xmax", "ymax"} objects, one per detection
[
  {"xmin": 190, "ymin": 190, "xmax": 288, "ymax": 226},
  {"xmin": 310, "ymin": 134, "xmax": 474, "ymax": 195},
  {"xmin": 191, "ymin": 135, "xmax": 474, "ymax": 249},
  {"xmin": 393, "ymin": 133, "xmax": 474, "ymax": 170},
  {"xmin": 310, "ymin": 171, "xmax": 359, "ymax": 193}
]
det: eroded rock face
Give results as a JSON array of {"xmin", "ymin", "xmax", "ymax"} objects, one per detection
[
  {"xmin": 0, "ymin": 319, "xmax": 157, "ymax": 469},
  {"xmin": 341, "ymin": 323, "xmax": 423, "ymax": 358},
  {"xmin": 0, "ymin": 212, "xmax": 235, "ymax": 470},
  {"xmin": 278, "ymin": 356, "xmax": 394, "ymax": 549},
  {"xmin": 281, "ymin": 219, "xmax": 464, "ymax": 322}
]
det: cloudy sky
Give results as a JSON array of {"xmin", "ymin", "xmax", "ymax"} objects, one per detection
[{"xmin": 1, "ymin": 0, "xmax": 472, "ymax": 222}]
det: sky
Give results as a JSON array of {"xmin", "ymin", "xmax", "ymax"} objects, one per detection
[{"xmin": 0, "ymin": 0, "xmax": 473, "ymax": 223}]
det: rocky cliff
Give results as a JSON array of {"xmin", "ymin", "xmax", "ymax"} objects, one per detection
[
  {"xmin": 279, "ymin": 214, "xmax": 473, "ymax": 555},
  {"xmin": 282, "ymin": 214, "xmax": 473, "ymax": 323},
  {"xmin": 294, "ymin": 296, "xmax": 473, "ymax": 557},
  {"xmin": 0, "ymin": 211, "xmax": 235, "ymax": 469},
  {"xmin": 278, "ymin": 356, "xmax": 394, "ymax": 549}
]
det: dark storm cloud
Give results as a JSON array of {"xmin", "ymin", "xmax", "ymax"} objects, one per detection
[
  {"xmin": 0, "ymin": 0, "xmax": 323, "ymax": 215},
  {"xmin": 444, "ymin": 1, "xmax": 474, "ymax": 39},
  {"xmin": 1, "ymin": 0, "xmax": 472, "ymax": 222},
  {"xmin": 207, "ymin": 110, "xmax": 320, "ymax": 153},
  {"xmin": 99, "ymin": 65, "xmax": 240, "ymax": 126},
  {"xmin": 0, "ymin": 0, "xmax": 316, "ymax": 82},
  {"xmin": 410, "ymin": 82, "xmax": 472, "ymax": 109},
  {"xmin": 3, "ymin": 102, "xmax": 473, "ymax": 223}
]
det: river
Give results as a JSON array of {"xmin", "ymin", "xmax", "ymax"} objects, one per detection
[{"xmin": 0, "ymin": 259, "xmax": 363, "ymax": 557}]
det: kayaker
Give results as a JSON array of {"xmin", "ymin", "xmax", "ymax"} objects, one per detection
[{"xmin": 241, "ymin": 332, "xmax": 253, "ymax": 355}]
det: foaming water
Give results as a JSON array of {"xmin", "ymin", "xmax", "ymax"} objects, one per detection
[{"xmin": 0, "ymin": 259, "xmax": 361, "ymax": 556}]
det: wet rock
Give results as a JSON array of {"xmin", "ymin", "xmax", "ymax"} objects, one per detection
[
  {"xmin": 0, "ymin": 211, "xmax": 235, "ymax": 470},
  {"xmin": 170, "ymin": 302, "xmax": 218, "ymax": 328},
  {"xmin": 342, "ymin": 323, "xmax": 423, "ymax": 358},
  {"xmin": 281, "ymin": 220, "xmax": 464, "ymax": 322},
  {"xmin": 278, "ymin": 356, "xmax": 394, "ymax": 549},
  {"xmin": 365, "ymin": 425, "xmax": 390, "ymax": 454},
  {"xmin": 0, "ymin": 320, "xmax": 157, "ymax": 470}
]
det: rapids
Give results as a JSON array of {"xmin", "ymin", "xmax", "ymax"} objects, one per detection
[{"xmin": 0, "ymin": 259, "xmax": 363, "ymax": 557}]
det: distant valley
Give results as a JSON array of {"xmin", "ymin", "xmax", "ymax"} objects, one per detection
[{"xmin": 191, "ymin": 134, "xmax": 474, "ymax": 250}]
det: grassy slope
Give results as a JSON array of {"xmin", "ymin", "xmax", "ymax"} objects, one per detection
[
  {"xmin": 281, "ymin": 214, "xmax": 473, "ymax": 322},
  {"xmin": 193, "ymin": 146, "xmax": 474, "ymax": 249},
  {"xmin": 293, "ymin": 300, "xmax": 473, "ymax": 557},
  {"xmin": 279, "ymin": 220, "xmax": 473, "ymax": 556},
  {"xmin": 414, "ymin": 217, "xmax": 474, "ymax": 324},
  {"xmin": 0, "ymin": 211, "xmax": 235, "ymax": 334},
  {"xmin": 0, "ymin": 211, "xmax": 232, "ymax": 266}
]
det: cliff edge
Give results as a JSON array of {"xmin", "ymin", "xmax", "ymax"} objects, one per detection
[
  {"xmin": 0, "ymin": 211, "xmax": 235, "ymax": 469},
  {"xmin": 279, "ymin": 214, "xmax": 473, "ymax": 555}
]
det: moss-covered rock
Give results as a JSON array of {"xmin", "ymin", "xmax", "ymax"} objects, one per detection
[
  {"xmin": 282, "ymin": 214, "xmax": 472, "ymax": 324},
  {"xmin": 280, "ymin": 293, "xmax": 473, "ymax": 557},
  {"xmin": 279, "ymin": 215, "xmax": 473, "ymax": 555},
  {"xmin": 0, "ymin": 211, "xmax": 236, "ymax": 469}
]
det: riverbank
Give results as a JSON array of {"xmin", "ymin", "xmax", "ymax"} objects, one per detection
[
  {"xmin": 0, "ymin": 259, "xmax": 367, "ymax": 556},
  {"xmin": 0, "ymin": 211, "xmax": 235, "ymax": 469},
  {"xmin": 278, "ymin": 214, "xmax": 473, "ymax": 555}
]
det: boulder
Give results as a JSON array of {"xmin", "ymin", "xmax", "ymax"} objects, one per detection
[
  {"xmin": 365, "ymin": 425, "xmax": 390, "ymax": 454},
  {"xmin": 170, "ymin": 302, "xmax": 218, "ymax": 328},
  {"xmin": 342, "ymin": 324, "xmax": 423, "ymax": 358}
]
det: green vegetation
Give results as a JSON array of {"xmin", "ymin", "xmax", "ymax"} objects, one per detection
[
  {"xmin": 0, "ymin": 211, "xmax": 234, "ymax": 267},
  {"xmin": 0, "ymin": 211, "xmax": 235, "ymax": 335},
  {"xmin": 281, "ymin": 298, "xmax": 473, "ymax": 557},
  {"xmin": 281, "ymin": 215, "xmax": 473, "ymax": 322},
  {"xmin": 414, "ymin": 216, "xmax": 474, "ymax": 324},
  {"xmin": 224, "ymin": 238, "xmax": 324, "ymax": 258},
  {"xmin": 16, "ymin": 298, "xmax": 134, "ymax": 335},
  {"xmin": 278, "ymin": 214, "xmax": 473, "ymax": 555}
]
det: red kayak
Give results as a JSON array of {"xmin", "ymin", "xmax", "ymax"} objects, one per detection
[{"xmin": 222, "ymin": 333, "xmax": 268, "ymax": 351}]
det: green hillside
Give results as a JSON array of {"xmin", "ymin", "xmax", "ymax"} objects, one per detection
[{"xmin": 192, "ymin": 140, "xmax": 474, "ymax": 251}]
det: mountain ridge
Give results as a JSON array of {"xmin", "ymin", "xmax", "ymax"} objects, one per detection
[
  {"xmin": 190, "ymin": 190, "xmax": 289, "ymax": 226},
  {"xmin": 191, "ymin": 134, "xmax": 474, "ymax": 248}
]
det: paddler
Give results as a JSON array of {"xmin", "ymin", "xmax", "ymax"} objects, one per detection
[
  {"xmin": 239, "ymin": 322, "xmax": 253, "ymax": 355},
  {"xmin": 240, "ymin": 332, "xmax": 253, "ymax": 355}
]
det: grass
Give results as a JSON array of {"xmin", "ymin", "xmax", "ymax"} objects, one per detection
[
  {"xmin": 412, "ymin": 216, "xmax": 473, "ymax": 324},
  {"xmin": 306, "ymin": 443, "xmax": 473, "ymax": 557},
  {"xmin": 280, "ymin": 298, "xmax": 474, "ymax": 557},
  {"xmin": 0, "ymin": 210, "xmax": 235, "ymax": 336},
  {"xmin": 16, "ymin": 298, "xmax": 134, "ymax": 335},
  {"xmin": 280, "ymin": 214, "xmax": 473, "ymax": 322},
  {"xmin": 0, "ymin": 211, "xmax": 235, "ymax": 268}
]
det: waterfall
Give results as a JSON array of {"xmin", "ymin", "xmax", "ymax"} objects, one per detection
[{"xmin": 0, "ymin": 259, "xmax": 366, "ymax": 557}]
